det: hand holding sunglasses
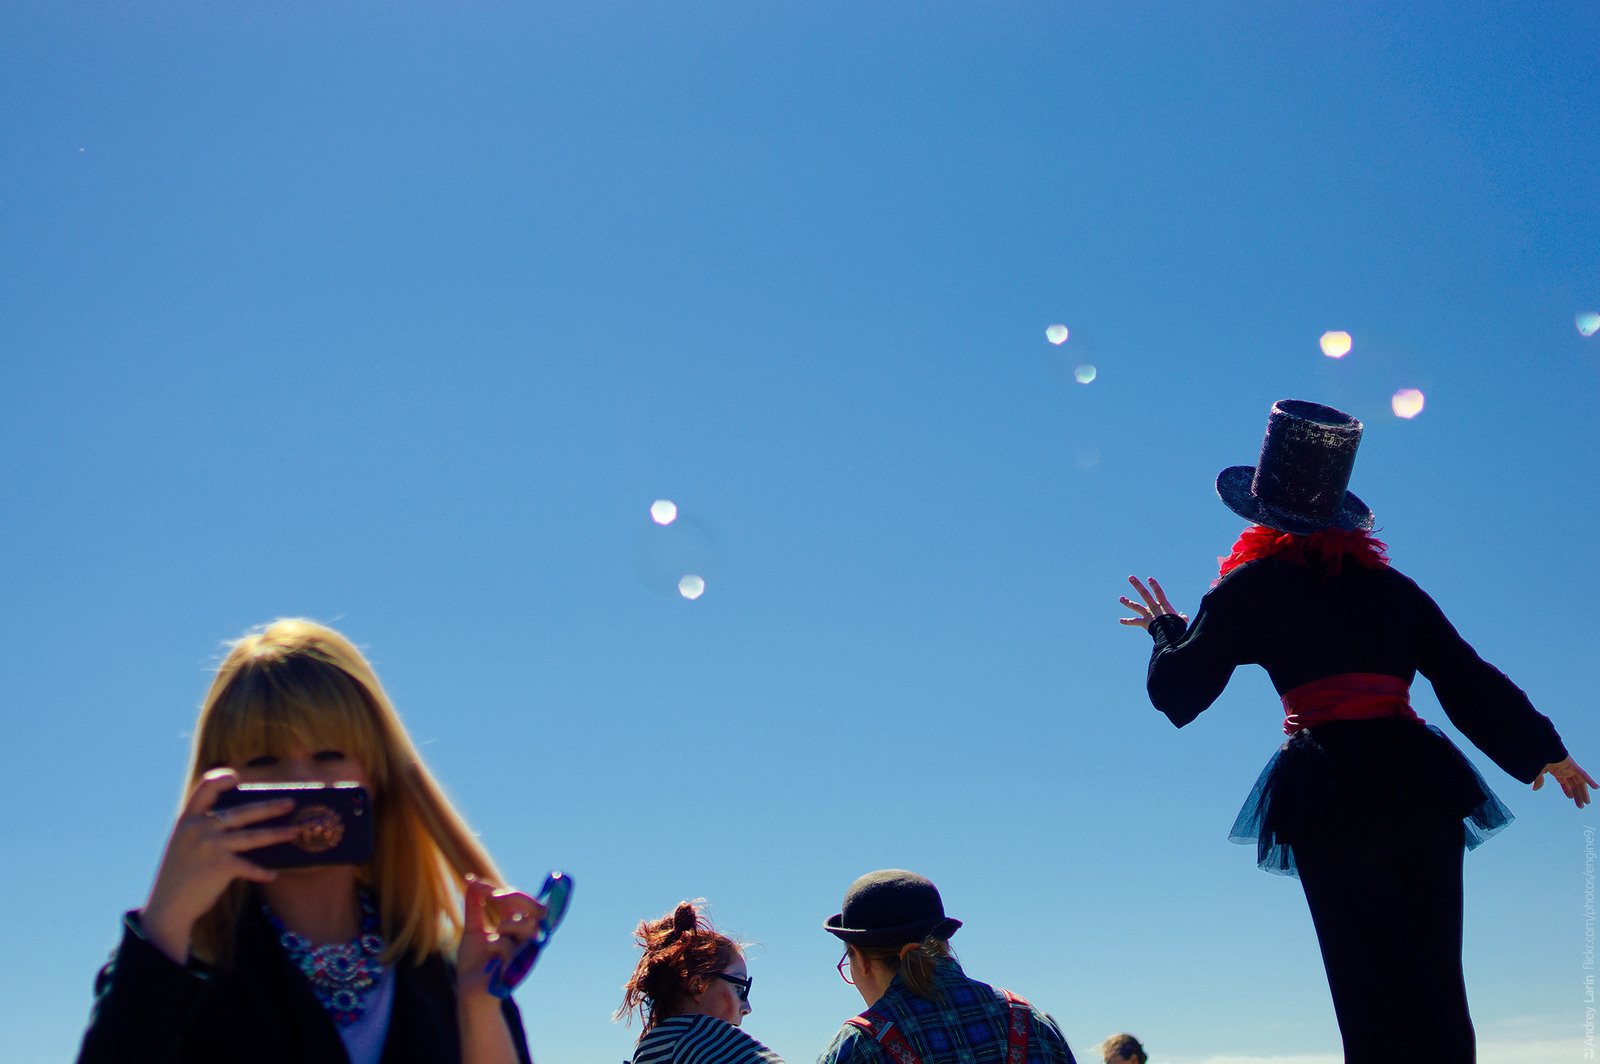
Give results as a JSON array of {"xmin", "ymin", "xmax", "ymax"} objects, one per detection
[{"xmin": 485, "ymin": 871, "xmax": 573, "ymax": 999}]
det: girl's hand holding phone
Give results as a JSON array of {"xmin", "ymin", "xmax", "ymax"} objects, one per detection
[{"xmin": 140, "ymin": 768, "xmax": 301, "ymax": 965}]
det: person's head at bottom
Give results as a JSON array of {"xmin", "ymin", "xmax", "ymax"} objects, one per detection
[
  {"xmin": 826, "ymin": 869, "xmax": 962, "ymax": 1005},
  {"xmin": 1101, "ymin": 1033, "xmax": 1147, "ymax": 1063},
  {"xmin": 619, "ymin": 901, "xmax": 753, "ymax": 1031}
]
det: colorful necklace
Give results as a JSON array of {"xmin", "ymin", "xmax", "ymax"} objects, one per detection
[{"xmin": 265, "ymin": 889, "xmax": 387, "ymax": 1026}]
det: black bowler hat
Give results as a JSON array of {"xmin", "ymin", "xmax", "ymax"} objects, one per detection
[
  {"xmin": 825, "ymin": 870, "xmax": 962, "ymax": 947},
  {"xmin": 1216, "ymin": 399, "xmax": 1375, "ymax": 534}
]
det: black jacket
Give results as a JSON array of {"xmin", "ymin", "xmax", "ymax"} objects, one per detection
[
  {"xmin": 1146, "ymin": 556, "xmax": 1565, "ymax": 783},
  {"xmin": 76, "ymin": 908, "xmax": 532, "ymax": 1064}
]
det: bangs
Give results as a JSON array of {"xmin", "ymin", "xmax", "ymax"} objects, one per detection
[
  {"xmin": 185, "ymin": 618, "xmax": 502, "ymax": 968},
  {"xmin": 197, "ymin": 651, "xmax": 387, "ymax": 791}
]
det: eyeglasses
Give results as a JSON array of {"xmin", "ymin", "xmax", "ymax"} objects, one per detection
[
  {"xmin": 713, "ymin": 971, "xmax": 753, "ymax": 1003},
  {"xmin": 837, "ymin": 952, "xmax": 855, "ymax": 985},
  {"xmin": 486, "ymin": 871, "xmax": 574, "ymax": 999}
]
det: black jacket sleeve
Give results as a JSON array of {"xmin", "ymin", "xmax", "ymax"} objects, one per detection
[
  {"xmin": 1144, "ymin": 577, "xmax": 1252, "ymax": 727},
  {"xmin": 77, "ymin": 914, "xmax": 211, "ymax": 1064},
  {"xmin": 1414, "ymin": 584, "xmax": 1567, "ymax": 783}
]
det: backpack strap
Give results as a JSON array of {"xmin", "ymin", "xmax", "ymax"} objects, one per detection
[
  {"xmin": 998, "ymin": 990, "xmax": 1030, "ymax": 1064},
  {"xmin": 844, "ymin": 1009, "xmax": 923, "ymax": 1064}
]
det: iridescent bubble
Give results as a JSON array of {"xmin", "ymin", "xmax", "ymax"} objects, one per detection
[
  {"xmin": 1578, "ymin": 312, "xmax": 1600, "ymax": 337},
  {"xmin": 1074, "ymin": 364, "xmax": 1097, "ymax": 384},
  {"xmin": 1391, "ymin": 389, "xmax": 1425, "ymax": 419},
  {"xmin": 1320, "ymin": 331, "xmax": 1352, "ymax": 358},
  {"xmin": 1046, "ymin": 324, "xmax": 1069, "ymax": 345},
  {"xmin": 678, "ymin": 574, "xmax": 705, "ymax": 600},
  {"xmin": 650, "ymin": 499, "xmax": 678, "ymax": 525}
]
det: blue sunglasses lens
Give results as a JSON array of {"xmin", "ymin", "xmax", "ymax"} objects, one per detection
[{"xmin": 538, "ymin": 872, "xmax": 573, "ymax": 933}]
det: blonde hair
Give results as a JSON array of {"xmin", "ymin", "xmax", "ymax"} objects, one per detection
[
  {"xmin": 1100, "ymin": 1034, "xmax": 1147, "ymax": 1064},
  {"xmin": 187, "ymin": 619, "xmax": 501, "ymax": 967},
  {"xmin": 852, "ymin": 936, "xmax": 953, "ymax": 1001}
]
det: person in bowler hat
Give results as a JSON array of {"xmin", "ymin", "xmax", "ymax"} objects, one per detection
[
  {"xmin": 815, "ymin": 870, "xmax": 1078, "ymax": 1064},
  {"xmin": 1117, "ymin": 399, "xmax": 1593, "ymax": 1064}
]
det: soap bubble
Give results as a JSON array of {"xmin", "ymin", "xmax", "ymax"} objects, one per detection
[
  {"xmin": 1074, "ymin": 364, "xmax": 1097, "ymax": 384},
  {"xmin": 1320, "ymin": 331, "xmax": 1352, "ymax": 358},
  {"xmin": 650, "ymin": 499, "xmax": 678, "ymax": 525},
  {"xmin": 1578, "ymin": 312, "xmax": 1600, "ymax": 337},
  {"xmin": 678, "ymin": 575, "xmax": 705, "ymax": 600},
  {"xmin": 1391, "ymin": 389, "xmax": 1425, "ymax": 419},
  {"xmin": 637, "ymin": 510, "xmax": 717, "ymax": 599},
  {"xmin": 1045, "ymin": 324, "xmax": 1069, "ymax": 345}
]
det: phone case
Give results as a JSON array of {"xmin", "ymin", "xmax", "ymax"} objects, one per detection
[{"xmin": 211, "ymin": 782, "xmax": 374, "ymax": 869}]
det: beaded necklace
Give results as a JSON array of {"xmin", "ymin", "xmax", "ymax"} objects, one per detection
[{"xmin": 265, "ymin": 889, "xmax": 388, "ymax": 1026}]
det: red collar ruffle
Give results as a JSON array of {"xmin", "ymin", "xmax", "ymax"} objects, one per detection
[{"xmin": 1217, "ymin": 524, "xmax": 1390, "ymax": 582}]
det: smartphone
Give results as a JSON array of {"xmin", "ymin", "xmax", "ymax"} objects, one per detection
[{"xmin": 211, "ymin": 781, "xmax": 374, "ymax": 869}]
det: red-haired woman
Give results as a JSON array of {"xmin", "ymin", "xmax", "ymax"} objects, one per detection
[
  {"xmin": 618, "ymin": 902, "xmax": 785, "ymax": 1064},
  {"xmin": 1119, "ymin": 400, "xmax": 1593, "ymax": 1064}
]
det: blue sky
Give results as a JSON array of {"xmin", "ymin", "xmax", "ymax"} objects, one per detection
[{"xmin": 3, "ymin": 3, "xmax": 1598, "ymax": 1062}]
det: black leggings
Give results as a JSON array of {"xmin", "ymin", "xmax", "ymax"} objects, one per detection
[{"xmin": 1292, "ymin": 815, "xmax": 1473, "ymax": 1064}]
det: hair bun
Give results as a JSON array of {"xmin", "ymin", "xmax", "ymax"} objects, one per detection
[
  {"xmin": 618, "ymin": 901, "xmax": 742, "ymax": 1033},
  {"xmin": 669, "ymin": 902, "xmax": 699, "ymax": 939}
]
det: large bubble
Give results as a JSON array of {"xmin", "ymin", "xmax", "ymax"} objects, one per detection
[{"xmin": 1391, "ymin": 389, "xmax": 1425, "ymax": 419}]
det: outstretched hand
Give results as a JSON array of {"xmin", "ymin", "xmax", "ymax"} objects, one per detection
[
  {"xmin": 1118, "ymin": 576, "xmax": 1188, "ymax": 631},
  {"xmin": 1534, "ymin": 757, "xmax": 1597, "ymax": 808}
]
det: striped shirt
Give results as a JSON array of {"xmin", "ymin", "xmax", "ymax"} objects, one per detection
[{"xmin": 632, "ymin": 1013, "xmax": 787, "ymax": 1064}]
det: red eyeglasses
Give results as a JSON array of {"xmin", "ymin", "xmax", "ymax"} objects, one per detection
[{"xmin": 837, "ymin": 952, "xmax": 855, "ymax": 985}]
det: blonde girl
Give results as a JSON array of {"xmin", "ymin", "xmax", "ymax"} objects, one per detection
[{"xmin": 77, "ymin": 619, "xmax": 542, "ymax": 1064}]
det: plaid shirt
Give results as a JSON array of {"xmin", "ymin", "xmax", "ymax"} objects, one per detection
[{"xmin": 815, "ymin": 959, "xmax": 1076, "ymax": 1064}]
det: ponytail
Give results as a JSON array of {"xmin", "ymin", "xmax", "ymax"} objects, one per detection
[{"xmin": 856, "ymin": 936, "xmax": 952, "ymax": 1001}]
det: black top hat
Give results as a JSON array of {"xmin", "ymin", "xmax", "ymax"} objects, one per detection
[
  {"xmin": 824, "ymin": 870, "xmax": 962, "ymax": 947},
  {"xmin": 1216, "ymin": 399, "xmax": 1374, "ymax": 534}
]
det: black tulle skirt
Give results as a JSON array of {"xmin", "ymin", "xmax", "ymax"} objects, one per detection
[{"xmin": 1229, "ymin": 718, "xmax": 1514, "ymax": 876}]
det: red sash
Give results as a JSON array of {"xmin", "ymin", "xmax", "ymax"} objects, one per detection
[
  {"xmin": 1280, "ymin": 672, "xmax": 1422, "ymax": 735},
  {"xmin": 845, "ymin": 989, "xmax": 1030, "ymax": 1064}
]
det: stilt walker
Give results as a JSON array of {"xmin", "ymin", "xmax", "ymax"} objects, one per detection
[{"xmin": 1118, "ymin": 399, "xmax": 1593, "ymax": 1064}]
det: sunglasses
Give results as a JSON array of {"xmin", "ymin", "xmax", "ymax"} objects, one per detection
[
  {"xmin": 486, "ymin": 871, "xmax": 574, "ymax": 999},
  {"xmin": 713, "ymin": 971, "xmax": 753, "ymax": 1003}
]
